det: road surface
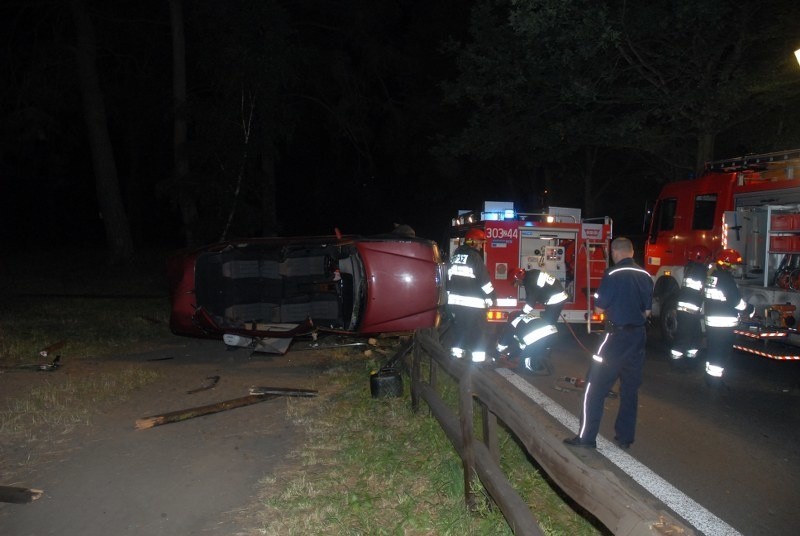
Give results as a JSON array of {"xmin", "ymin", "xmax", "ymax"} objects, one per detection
[{"xmin": 520, "ymin": 326, "xmax": 800, "ymax": 535}]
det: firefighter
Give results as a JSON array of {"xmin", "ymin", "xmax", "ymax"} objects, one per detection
[
  {"xmin": 514, "ymin": 266, "xmax": 569, "ymax": 324},
  {"xmin": 670, "ymin": 245, "xmax": 712, "ymax": 367},
  {"xmin": 703, "ymin": 249, "xmax": 748, "ymax": 386},
  {"xmin": 447, "ymin": 228, "xmax": 496, "ymax": 362},
  {"xmin": 495, "ymin": 267, "xmax": 568, "ymax": 372}
]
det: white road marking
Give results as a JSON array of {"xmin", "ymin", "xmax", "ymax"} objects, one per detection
[{"xmin": 495, "ymin": 368, "xmax": 742, "ymax": 536}]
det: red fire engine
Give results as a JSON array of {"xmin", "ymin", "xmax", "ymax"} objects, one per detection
[
  {"xmin": 449, "ymin": 202, "xmax": 612, "ymax": 332},
  {"xmin": 645, "ymin": 148, "xmax": 800, "ymax": 360}
]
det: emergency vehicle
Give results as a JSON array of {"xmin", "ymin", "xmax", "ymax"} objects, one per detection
[
  {"xmin": 449, "ymin": 201, "xmax": 613, "ymax": 332},
  {"xmin": 645, "ymin": 148, "xmax": 800, "ymax": 360}
]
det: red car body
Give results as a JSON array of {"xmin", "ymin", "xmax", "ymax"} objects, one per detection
[{"xmin": 167, "ymin": 234, "xmax": 446, "ymax": 339}]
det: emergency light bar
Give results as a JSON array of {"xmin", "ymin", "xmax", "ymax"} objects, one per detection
[
  {"xmin": 452, "ymin": 209, "xmax": 517, "ymax": 226},
  {"xmin": 481, "ymin": 209, "xmax": 516, "ymax": 221}
]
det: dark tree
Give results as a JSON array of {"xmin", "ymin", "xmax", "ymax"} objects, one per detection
[{"xmin": 69, "ymin": 0, "xmax": 134, "ymax": 261}]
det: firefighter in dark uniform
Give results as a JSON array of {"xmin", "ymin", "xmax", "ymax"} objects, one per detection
[
  {"xmin": 670, "ymin": 245, "xmax": 712, "ymax": 367},
  {"xmin": 495, "ymin": 267, "xmax": 568, "ymax": 372},
  {"xmin": 565, "ymin": 237, "xmax": 653, "ymax": 449},
  {"xmin": 515, "ymin": 266, "xmax": 569, "ymax": 324},
  {"xmin": 447, "ymin": 228, "xmax": 496, "ymax": 363},
  {"xmin": 703, "ymin": 249, "xmax": 749, "ymax": 386}
]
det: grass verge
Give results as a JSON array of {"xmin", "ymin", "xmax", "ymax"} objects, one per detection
[
  {"xmin": 1, "ymin": 251, "xmax": 171, "ymax": 471},
  {"xmin": 0, "ymin": 367, "xmax": 160, "ymax": 435},
  {"xmin": 254, "ymin": 356, "xmax": 600, "ymax": 535}
]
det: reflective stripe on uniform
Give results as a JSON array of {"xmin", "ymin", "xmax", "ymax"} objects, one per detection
[
  {"xmin": 684, "ymin": 277, "xmax": 703, "ymax": 291},
  {"xmin": 536, "ymin": 271, "xmax": 556, "ymax": 287},
  {"xmin": 705, "ymin": 287, "xmax": 726, "ymax": 301},
  {"xmin": 677, "ymin": 301, "xmax": 701, "ymax": 313},
  {"xmin": 704, "ymin": 315, "xmax": 738, "ymax": 327},
  {"xmin": 522, "ymin": 324, "xmax": 558, "ymax": 345},
  {"xmin": 448, "ymin": 265, "xmax": 475, "ymax": 279},
  {"xmin": 609, "ymin": 266, "xmax": 651, "ymax": 277},
  {"xmin": 705, "ymin": 362, "xmax": 724, "ymax": 377},
  {"xmin": 546, "ymin": 291, "xmax": 569, "ymax": 305}
]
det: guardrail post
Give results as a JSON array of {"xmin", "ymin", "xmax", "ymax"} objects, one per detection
[
  {"xmin": 459, "ymin": 365, "xmax": 480, "ymax": 510},
  {"xmin": 411, "ymin": 331, "xmax": 421, "ymax": 413},
  {"xmin": 481, "ymin": 403, "xmax": 500, "ymax": 463}
]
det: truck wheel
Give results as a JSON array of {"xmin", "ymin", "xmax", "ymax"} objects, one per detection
[{"xmin": 660, "ymin": 298, "xmax": 679, "ymax": 345}]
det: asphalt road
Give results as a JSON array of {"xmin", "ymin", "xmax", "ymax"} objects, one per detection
[{"xmin": 525, "ymin": 326, "xmax": 800, "ymax": 536}]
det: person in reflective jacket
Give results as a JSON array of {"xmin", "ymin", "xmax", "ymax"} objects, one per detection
[
  {"xmin": 447, "ymin": 228, "xmax": 495, "ymax": 362},
  {"xmin": 703, "ymin": 249, "xmax": 748, "ymax": 386},
  {"xmin": 670, "ymin": 245, "xmax": 712, "ymax": 367},
  {"xmin": 514, "ymin": 267, "xmax": 569, "ymax": 324},
  {"xmin": 496, "ymin": 267, "xmax": 568, "ymax": 372}
]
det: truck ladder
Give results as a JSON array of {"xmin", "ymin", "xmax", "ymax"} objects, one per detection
[
  {"xmin": 706, "ymin": 148, "xmax": 800, "ymax": 173},
  {"xmin": 580, "ymin": 238, "xmax": 609, "ymax": 334}
]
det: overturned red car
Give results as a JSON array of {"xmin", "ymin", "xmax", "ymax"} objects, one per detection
[{"xmin": 167, "ymin": 234, "xmax": 446, "ymax": 341}]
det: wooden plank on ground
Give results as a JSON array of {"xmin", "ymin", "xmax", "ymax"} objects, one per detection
[
  {"xmin": 135, "ymin": 394, "xmax": 278, "ymax": 430},
  {"xmin": 0, "ymin": 485, "xmax": 44, "ymax": 504}
]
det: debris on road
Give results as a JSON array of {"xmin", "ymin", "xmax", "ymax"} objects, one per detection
[
  {"xmin": 248, "ymin": 386, "xmax": 317, "ymax": 397},
  {"xmin": 39, "ymin": 340, "xmax": 66, "ymax": 358},
  {"xmin": 135, "ymin": 386, "xmax": 318, "ymax": 430},
  {"xmin": 0, "ymin": 485, "xmax": 44, "ymax": 504},
  {"xmin": 135, "ymin": 394, "xmax": 279, "ymax": 430},
  {"xmin": 187, "ymin": 375, "xmax": 220, "ymax": 394},
  {"xmin": 303, "ymin": 341, "xmax": 367, "ymax": 350},
  {"xmin": 0, "ymin": 355, "xmax": 61, "ymax": 373},
  {"xmin": 561, "ymin": 376, "xmax": 586, "ymax": 388}
]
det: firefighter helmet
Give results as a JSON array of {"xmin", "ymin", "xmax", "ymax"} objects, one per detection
[
  {"xmin": 511, "ymin": 268, "xmax": 526, "ymax": 285},
  {"xmin": 686, "ymin": 245, "xmax": 712, "ymax": 263},
  {"xmin": 716, "ymin": 248, "xmax": 742, "ymax": 266},
  {"xmin": 464, "ymin": 228, "xmax": 486, "ymax": 246}
]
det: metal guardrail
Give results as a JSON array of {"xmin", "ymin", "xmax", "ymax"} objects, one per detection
[{"xmin": 408, "ymin": 326, "xmax": 694, "ymax": 536}]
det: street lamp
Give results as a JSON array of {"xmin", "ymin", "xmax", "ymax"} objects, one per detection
[{"xmin": 796, "ymin": 48, "xmax": 800, "ymax": 67}]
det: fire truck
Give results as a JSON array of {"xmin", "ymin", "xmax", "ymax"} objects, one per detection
[
  {"xmin": 449, "ymin": 201, "xmax": 613, "ymax": 332},
  {"xmin": 645, "ymin": 148, "xmax": 800, "ymax": 360}
]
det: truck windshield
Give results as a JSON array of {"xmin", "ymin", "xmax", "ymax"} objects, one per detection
[
  {"xmin": 650, "ymin": 197, "xmax": 677, "ymax": 242},
  {"xmin": 692, "ymin": 194, "xmax": 717, "ymax": 230}
]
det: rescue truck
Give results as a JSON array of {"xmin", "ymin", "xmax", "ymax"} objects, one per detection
[
  {"xmin": 645, "ymin": 148, "xmax": 800, "ymax": 360},
  {"xmin": 449, "ymin": 201, "xmax": 613, "ymax": 332}
]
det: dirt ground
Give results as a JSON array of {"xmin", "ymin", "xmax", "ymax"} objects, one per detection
[{"xmin": 0, "ymin": 336, "xmax": 348, "ymax": 536}]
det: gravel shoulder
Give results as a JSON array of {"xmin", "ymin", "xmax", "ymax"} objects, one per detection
[{"xmin": 0, "ymin": 336, "xmax": 336, "ymax": 536}]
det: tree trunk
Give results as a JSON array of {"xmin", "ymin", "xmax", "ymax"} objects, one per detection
[
  {"xmin": 69, "ymin": 0, "xmax": 134, "ymax": 262},
  {"xmin": 696, "ymin": 131, "xmax": 716, "ymax": 177},
  {"xmin": 582, "ymin": 146, "xmax": 598, "ymax": 218},
  {"xmin": 260, "ymin": 146, "xmax": 277, "ymax": 236},
  {"xmin": 169, "ymin": 0, "xmax": 198, "ymax": 247}
]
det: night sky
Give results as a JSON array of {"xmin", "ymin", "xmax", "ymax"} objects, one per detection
[{"xmin": 2, "ymin": 1, "xmax": 799, "ymax": 255}]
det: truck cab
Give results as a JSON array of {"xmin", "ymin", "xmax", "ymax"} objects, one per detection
[{"xmin": 645, "ymin": 149, "xmax": 800, "ymax": 359}]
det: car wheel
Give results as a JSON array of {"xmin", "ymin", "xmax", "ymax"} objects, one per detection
[{"xmin": 660, "ymin": 297, "xmax": 679, "ymax": 346}]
